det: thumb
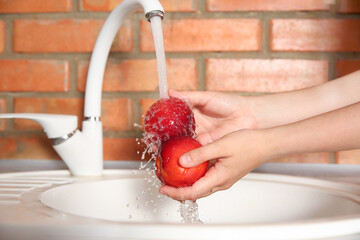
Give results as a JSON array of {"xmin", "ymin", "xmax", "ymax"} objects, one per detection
[{"xmin": 179, "ymin": 141, "xmax": 222, "ymax": 168}]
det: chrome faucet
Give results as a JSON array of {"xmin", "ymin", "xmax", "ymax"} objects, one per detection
[{"xmin": 0, "ymin": 0, "xmax": 164, "ymax": 176}]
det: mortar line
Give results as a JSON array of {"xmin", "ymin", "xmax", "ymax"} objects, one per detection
[
  {"xmin": 197, "ymin": 0, "xmax": 207, "ymax": 15},
  {"xmin": 132, "ymin": 14, "xmax": 140, "ymax": 54},
  {"xmin": 68, "ymin": 58, "xmax": 79, "ymax": 96},
  {"xmin": 131, "ymin": 98, "xmax": 142, "ymax": 132},
  {"xmin": 3, "ymin": 18, "xmax": 13, "ymax": 133},
  {"xmin": 2, "ymin": 51, "xmax": 359, "ymax": 60},
  {"xmin": 197, "ymin": 57, "xmax": 206, "ymax": 91},
  {"xmin": 5, "ymin": 95, "xmax": 14, "ymax": 132},
  {"xmin": 328, "ymin": 54, "xmax": 337, "ymax": 81},
  {"xmin": 103, "ymin": 130, "xmax": 143, "ymax": 139},
  {"xmin": 4, "ymin": 17, "xmax": 12, "ymax": 55},
  {"xmin": 329, "ymin": 152, "xmax": 336, "ymax": 164},
  {"xmin": 0, "ymin": 10, "xmax": 359, "ymax": 20},
  {"xmin": 0, "ymin": 129, "xmax": 50, "ymax": 138},
  {"xmin": 73, "ymin": 0, "xmax": 80, "ymax": 12},
  {"xmin": 261, "ymin": 16, "xmax": 270, "ymax": 57},
  {"xmin": 1, "ymin": 54, "xmax": 350, "ymax": 60}
]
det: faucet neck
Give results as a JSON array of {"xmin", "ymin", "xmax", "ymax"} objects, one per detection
[{"xmin": 83, "ymin": 0, "xmax": 164, "ymax": 118}]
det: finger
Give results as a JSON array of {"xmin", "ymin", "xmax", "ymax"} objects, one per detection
[
  {"xmin": 168, "ymin": 89, "xmax": 217, "ymax": 108},
  {"xmin": 196, "ymin": 133, "xmax": 214, "ymax": 146},
  {"xmin": 179, "ymin": 140, "xmax": 225, "ymax": 168},
  {"xmin": 196, "ymin": 128, "xmax": 229, "ymax": 146},
  {"xmin": 159, "ymin": 167, "xmax": 225, "ymax": 201},
  {"xmin": 168, "ymin": 89, "xmax": 181, "ymax": 98}
]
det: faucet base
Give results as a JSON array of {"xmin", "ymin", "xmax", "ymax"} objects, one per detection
[{"xmin": 53, "ymin": 121, "xmax": 103, "ymax": 177}]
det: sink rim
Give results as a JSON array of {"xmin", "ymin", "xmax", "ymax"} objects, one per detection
[
  {"xmin": 1, "ymin": 169, "xmax": 360, "ymax": 240},
  {"xmin": 39, "ymin": 170, "xmax": 360, "ymax": 222}
]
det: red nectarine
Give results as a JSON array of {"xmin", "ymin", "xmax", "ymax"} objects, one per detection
[
  {"xmin": 156, "ymin": 136, "xmax": 208, "ymax": 188},
  {"xmin": 143, "ymin": 97, "xmax": 195, "ymax": 144}
]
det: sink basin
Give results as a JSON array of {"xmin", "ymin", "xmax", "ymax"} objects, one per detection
[{"xmin": 0, "ymin": 169, "xmax": 360, "ymax": 240}]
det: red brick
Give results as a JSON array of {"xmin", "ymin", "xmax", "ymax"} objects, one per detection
[
  {"xmin": 80, "ymin": 0, "xmax": 196, "ymax": 12},
  {"xmin": 337, "ymin": 0, "xmax": 360, "ymax": 13},
  {"xmin": 13, "ymin": 98, "xmax": 132, "ymax": 131},
  {"xmin": 0, "ymin": 60, "xmax": 70, "ymax": 92},
  {"xmin": 13, "ymin": 19, "xmax": 132, "ymax": 53},
  {"xmin": 101, "ymin": 98, "xmax": 133, "ymax": 131},
  {"xmin": 139, "ymin": 98, "xmax": 156, "ymax": 125},
  {"xmin": 77, "ymin": 58, "xmax": 197, "ymax": 91},
  {"xmin": 0, "ymin": 0, "xmax": 72, "ymax": 13},
  {"xmin": 271, "ymin": 19, "xmax": 360, "ymax": 52},
  {"xmin": 336, "ymin": 149, "xmax": 360, "ymax": 164},
  {"xmin": 140, "ymin": 19, "xmax": 261, "ymax": 52},
  {"xmin": 14, "ymin": 98, "xmax": 84, "ymax": 130},
  {"xmin": 103, "ymin": 138, "xmax": 148, "ymax": 161},
  {"xmin": 271, "ymin": 152, "xmax": 330, "ymax": 164},
  {"xmin": 0, "ymin": 20, "xmax": 4, "ymax": 53},
  {"xmin": 160, "ymin": 0, "xmax": 197, "ymax": 12},
  {"xmin": 206, "ymin": 59, "xmax": 328, "ymax": 92},
  {"xmin": 0, "ymin": 99, "xmax": 6, "ymax": 131},
  {"xmin": 0, "ymin": 137, "xmax": 60, "ymax": 160},
  {"xmin": 335, "ymin": 59, "xmax": 360, "ymax": 77},
  {"xmin": 207, "ymin": 0, "xmax": 330, "ymax": 12}
]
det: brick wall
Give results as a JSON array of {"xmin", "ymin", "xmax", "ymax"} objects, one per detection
[{"xmin": 0, "ymin": 0, "xmax": 359, "ymax": 164}]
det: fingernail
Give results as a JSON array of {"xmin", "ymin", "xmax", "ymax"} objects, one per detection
[{"xmin": 179, "ymin": 155, "xmax": 192, "ymax": 167}]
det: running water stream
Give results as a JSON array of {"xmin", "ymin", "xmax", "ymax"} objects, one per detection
[
  {"xmin": 140, "ymin": 16, "xmax": 202, "ymax": 224},
  {"xmin": 150, "ymin": 16, "xmax": 169, "ymax": 99}
]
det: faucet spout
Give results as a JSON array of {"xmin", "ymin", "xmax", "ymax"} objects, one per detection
[{"xmin": 146, "ymin": 10, "xmax": 164, "ymax": 22}]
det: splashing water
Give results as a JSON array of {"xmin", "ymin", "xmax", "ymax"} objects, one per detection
[
  {"xmin": 131, "ymin": 166, "xmax": 166, "ymax": 217},
  {"xmin": 150, "ymin": 16, "xmax": 168, "ymax": 99},
  {"xmin": 131, "ymin": 16, "xmax": 203, "ymax": 224}
]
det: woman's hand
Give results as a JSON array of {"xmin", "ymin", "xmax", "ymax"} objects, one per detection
[
  {"xmin": 159, "ymin": 101, "xmax": 360, "ymax": 201},
  {"xmin": 159, "ymin": 129, "xmax": 272, "ymax": 201},
  {"xmin": 169, "ymin": 89, "xmax": 258, "ymax": 146}
]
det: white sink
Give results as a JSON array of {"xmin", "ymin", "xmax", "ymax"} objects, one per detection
[{"xmin": 0, "ymin": 169, "xmax": 360, "ymax": 240}]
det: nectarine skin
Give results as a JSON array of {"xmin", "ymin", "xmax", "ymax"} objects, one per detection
[
  {"xmin": 144, "ymin": 97, "xmax": 195, "ymax": 144},
  {"xmin": 156, "ymin": 136, "xmax": 209, "ymax": 188}
]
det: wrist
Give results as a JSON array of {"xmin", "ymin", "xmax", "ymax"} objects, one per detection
[
  {"xmin": 260, "ymin": 127, "xmax": 290, "ymax": 162},
  {"xmin": 242, "ymin": 129, "xmax": 280, "ymax": 164},
  {"xmin": 245, "ymin": 95, "xmax": 274, "ymax": 129}
]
